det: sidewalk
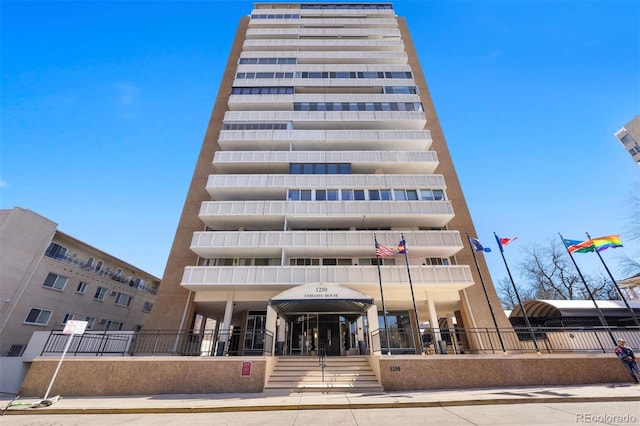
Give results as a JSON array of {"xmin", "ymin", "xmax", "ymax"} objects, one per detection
[{"xmin": 2, "ymin": 383, "xmax": 640, "ymax": 415}]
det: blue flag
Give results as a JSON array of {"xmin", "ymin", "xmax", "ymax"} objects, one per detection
[{"xmin": 471, "ymin": 238, "xmax": 491, "ymax": 253}]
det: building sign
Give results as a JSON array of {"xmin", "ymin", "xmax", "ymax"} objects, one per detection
[
  {"xmin": 62, "ymin": 320, "xmax": 88, "ymax": 335},
  {"xmin": 271, "ymin": 283, "xmax": 373, "ymax": 303},
  {"xmin": 241, "ymin": 361, "xmax": 252, "ymax": 377}
]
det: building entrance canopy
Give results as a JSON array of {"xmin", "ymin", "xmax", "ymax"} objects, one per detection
[{"xmin": 269, "ymin": 283, "xmax": 374, "ymax": 315}]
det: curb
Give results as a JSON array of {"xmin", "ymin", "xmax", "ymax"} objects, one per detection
[{"xmin": 3, "ymin": 395, "xmax": 640, "ymax": 416}]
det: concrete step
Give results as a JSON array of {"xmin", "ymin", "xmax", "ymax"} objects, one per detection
[{"xmin": 265, "ymin": 356, "xmax": 383, "ymax": 392}]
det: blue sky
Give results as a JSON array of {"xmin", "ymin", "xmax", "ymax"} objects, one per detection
[{"xmin": 2, "ymin": 0, "xmax": 639, "ymax": 287}]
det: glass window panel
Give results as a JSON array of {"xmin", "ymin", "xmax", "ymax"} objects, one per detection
[
  {"xmin": 301, "ymin": 190, "xmax": 312, "ymax": 201},
  {"xmin": 369, "ymin": 190, "xmax": 380, "ymax": 200},
  {"xmin": 433, "ymin": 190, "xmax": 445, "ymax": 200},
  {"xmin": 327, "ymin": 190, "xmax": 339, "ymax": 200},
  {"xmin": 339, "ymin": 164, "xmax": 350, "ymax": 174},
  {"xmin": 316, "ymin": 190, "xmax": 326, "ymax": 201},
  {"xmin": 354, "ymin": 190, "xmax": 365, "ymax": 200},
  {"xmin": 407, "ymin": 190, "xmax": 418, "ymax": 200},
  {"xmin": 394, "ymin": 190, "xmax": 407, "ymax": 200},
  {"xmin": 288, "ymin": 190, "xmax": 300, "ymax": 201},
  {"xmin": 315, "ymin": 163, "xmax": 326, "ymax": 174},
  {"xmin": 302, "ymin": 164, "xmax": 313, "ymax": 174},
  {"xmin": 420, "ymin": 189, "xmax": 434, "ymax": 200},
  {"xmin": 342, "ymin": 189, "xmax": 353, "ymax": 200},
  {"xmin": 381, "ymin": 189, "xmax": 392, "ymax": 200},
  {"xmin": 327, "ymin": 164, "xmax": 338, "ymax": 174}
]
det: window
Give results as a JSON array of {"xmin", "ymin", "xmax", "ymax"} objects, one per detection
[
  {"xmin": 25, "ymin": 308, "xmax": 52, "ymax": 325},
  {"xmin": 86, "ymin": 257, "xmax": 94, "ymax": 268},
  {"xmin": 43, "ymin": 273, "xmax": 68, "ymax": 290},
  {"xmin": 354, "ymin": 190, "xmax": 365, "ymax": 200},
  {"xmin": 44, "ymin": 242, "xmax": 67, "ymax": 259},
  {"xmin": 85, "ymin": 316, "xmax": 96, "ymax": 330},
  {"xmin": 62, "ymin": 313, "xmax": 75, "ymax": 324},
  {"xmin": 95, "ymin": 260, "xmax": 103, "ymax": 272},
  {"xmin": 143, "ymin": 302, "xmax": 153, "ymax": 313},
  {"xmin": 76, "ymin": 281, "xmax": 88, "ymax": 294},
  {"xmin": 369, "ymin": 190, "xmax": 380, "ymax": 200},
  {"xmin": 115, "ymin": 293, "xmax": 132, "ymax": 307},
  {"xmin": 106, "ymin": 320, "xmax": 123, "ymax": 331},
  {"xmin": 94, "ymin": 287, "xmax": 107, "ymax": 300}
]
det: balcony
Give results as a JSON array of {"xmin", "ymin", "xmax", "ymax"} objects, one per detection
[
  {"xmin": 205, "ymin": 174, "xmax": 446, "ymax": 201},
  {"xmin": 248, "ymin": 17, "xmax": 398, "ymax": 29},
  {"xmin": 190, "ymin": 230, "xmax": 464, "ymax": 258},
  {"xmin": 242, "ymin": 39, "xmax": 404, "ymax": 52},
  {"xmin": 198, "ymin": 200, "xmax": 454, "ymax": 229},
  {"xmin": 222, "ymin": 111, "xmax": 426, "ymax": 131},
  {"xmin": 180, "ymin": 265, "xmax": 474, "ymax": 293},
  {"xmin": 245, "ymin": 28, "xmax": 401, "ymax": 39},
  {"xmin": 240, "ymin": 50, "xmax": 408, "ymax": 64},
  {"xmin": 212, "ymin": 150, "xmax": 438, "ymax": 174},
  {"xmin": 227, "ymin": 93, "xmax": 421, "ymax": 112},
  {"xmin": 217, "ymin": 129, "xmax": 431, "ymax": 151}
]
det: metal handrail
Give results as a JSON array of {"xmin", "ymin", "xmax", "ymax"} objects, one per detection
[{"xmin": 318, "ymin": 342, "xmax": 327, "ymax": 383}]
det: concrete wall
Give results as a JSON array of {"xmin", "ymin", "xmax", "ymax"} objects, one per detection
[
  {"xmin": 377, "ymin": 354, "xmax": 635, "ymax": 391},
  {"xmin": 19, "ymin": 357, "xmax": 266, "ymax": 397},
  {"xmin": 0, "ymin": 357, "xmax": 29, "ymax": 395},
  {"xmin": 18, "ymin": 354, "xmax": 637, "ymax": 397}
]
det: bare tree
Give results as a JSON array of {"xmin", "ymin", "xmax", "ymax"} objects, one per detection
[
  {"xmin": 496, "ymin": 276, "xmax": 534, "ymax": 310},
  {"xmin": 517, "ymin": 238, "xmax": 617, "ymax": 300},
  {"xmin": 620, "ymin": 182, "xmax": 640, "ymax": 276}
]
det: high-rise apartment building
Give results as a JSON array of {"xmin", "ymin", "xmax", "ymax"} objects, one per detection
[
  {"xmin": 614, "ymin": 115, "xmax": 640, "ymax": 166},
  {"xmin": 146, "ymin": 2, "xmax": 509, "ymax": 356}
]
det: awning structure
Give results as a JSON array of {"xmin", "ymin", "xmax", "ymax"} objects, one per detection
[
  {"xmin": 269, "ymin": 283, "xmax": 374, "ymax": 314},
  {"xmin": 510, "ymin": 299, "xmax": 640, "ymax": 318}
]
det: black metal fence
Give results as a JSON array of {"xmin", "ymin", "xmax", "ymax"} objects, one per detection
[
  {"xmin": 371, "ymin": 326, "xmax": 640, "ymax": 355},
  {"xmin": 41, "ymin": 329, "xmax": 274, "ymax": 357},
  {"xmin": 40, "ymin": 326, "xmax": 639, "ymax": 357}
]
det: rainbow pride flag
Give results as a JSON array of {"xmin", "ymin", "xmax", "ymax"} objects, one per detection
[{"xmin": 591, "ymin": 234, "xmax": 623, "ymax": 252}]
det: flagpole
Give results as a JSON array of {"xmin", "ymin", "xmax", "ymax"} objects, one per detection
[
  {"xmin": 466, "ymin": 233, "xmax": 506, "ymax": 353},
  {"xmin": 559, "ymin": 233, "xmax": 616, "ymax": 344},
  {"xmin": 585, "ymin": 232, "xmax": 640, "ymax": 328},
  {"xmin": 493, "ymin": 233, "xmax": 540, "ymax": 354},
  {"xmin": 400, "ymin": 233, "xmax": 423, "ymax": 355},
  {"xmin": 374, "ymin": 234, "xmax": 392, "ymax": 355}
]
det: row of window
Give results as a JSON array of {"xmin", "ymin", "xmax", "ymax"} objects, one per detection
[
  {"xmin": 43, "ymin": 272, "xmax": 134, "ymax": 307},
  {"xmin": 251, "ymin": 13, "xmax": 300, "ymax": 19},
  {"xmin": 205, "ymin": 257, "xmax": 451, "ymax": 267},
  {"xmin": 300, "ymin": 4, "xmax": 392, "ymax": 9},
  {"xmin": 289, "ymin": 163, "xmax": 351, "ymax": 174},
  {"xmin": 287, "ymin": 188, "xmax": 446, "ymax": 201},
  {"xmin": 231, "ymin": 86, "xmax": 294, "ymax": 95},
  {"xmin": 222, "ymin": 122, "xmax": 289, "ymax": 131},
  {"xmin": 24, "ymin": 307, "xmax": 125, "ymax": 330},
  {"xmin": 239, "ymin": 58, "xmax": 297, "ymax": 65},
  {"xmin": 236, "ymin": 71, "xmax": 413, "ymax": 80},
  {"xmin": 230, "ymin": 86, "xmax": 416, "ymax": 95},
  {"xmin": 293, "ymin": 102, "xmax": 423, "ymax": 112}
]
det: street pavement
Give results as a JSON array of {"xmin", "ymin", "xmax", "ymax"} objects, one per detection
[{"xmin": 1, "ymin": 382, "xmax": 639, "ymax": 425}]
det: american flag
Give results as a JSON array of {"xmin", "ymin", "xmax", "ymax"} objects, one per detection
[{"xmin": 375, "ymin": 242, "xmax": 394, "ymax": 258}]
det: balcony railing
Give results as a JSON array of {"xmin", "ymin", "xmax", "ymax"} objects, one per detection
[{"xmin": 43, "ymin": 251, "xmax": 158, "ymax": 296}]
